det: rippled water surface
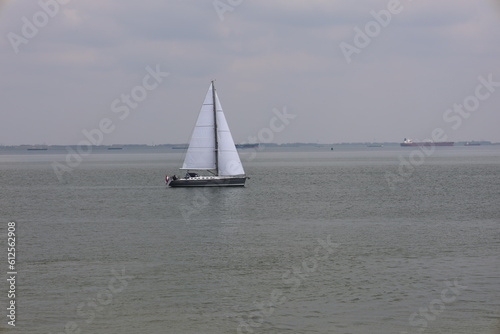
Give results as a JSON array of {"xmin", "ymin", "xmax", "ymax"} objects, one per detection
[{"xmin": 0, "ymin": 146, "xmax": 499, "ymax": 333}]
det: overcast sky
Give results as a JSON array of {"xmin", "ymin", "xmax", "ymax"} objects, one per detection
[{"xmin": 1, "ymin": 0, "xmax": 499, "ymax": 145}]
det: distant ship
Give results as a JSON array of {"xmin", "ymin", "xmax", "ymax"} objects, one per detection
[
  {"xmin": 235, "ymin": 143, "xmax": 259, "ymax": 149},
  {"xmin": 464, "ymin": 142, "xmax": 480, "ymax": 146},
  {"xmin": 400, "ymin": 138, "xmax": 454, "ymax": 147},
  {"xmin": 26, "ymin": 145, "xmax": 48, "ymax": 151}
]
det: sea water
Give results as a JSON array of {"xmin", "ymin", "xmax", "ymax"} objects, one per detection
[{"xmin": 0, "ymin": 145, "xmax": 499, "ymax": 333}]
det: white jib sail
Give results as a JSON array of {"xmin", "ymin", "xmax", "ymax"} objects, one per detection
[
  {"xmin": 181, "ymin": 84, "xmax": 216, "ymax": 170},
  {"xmin": 215, "ymin": 92, "xmax": 245, "ymax": 176}
]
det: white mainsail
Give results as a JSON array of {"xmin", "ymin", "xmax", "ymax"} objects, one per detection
[
  {"xmin": 182, "ymin": 82, "xmax": 245, "ymax": 176},
  {"xmin": 182, "ymin": 85, "xmax": 217, "ymax": 170}
]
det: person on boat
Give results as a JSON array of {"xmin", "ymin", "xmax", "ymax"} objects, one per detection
[{"xmin": 172, "ymin": 175, "xmax": 177, "ymax": 180}]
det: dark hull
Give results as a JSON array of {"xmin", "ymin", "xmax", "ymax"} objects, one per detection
[
  {"xmin": 169, "ymin": 176, "xmax": 246, "ymax": 187},
  {"xmin": 401, "ymin": 142, "xmax": 454, "ymax": 147}
]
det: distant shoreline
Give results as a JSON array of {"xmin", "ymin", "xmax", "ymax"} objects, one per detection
[{"xmin": 0, "ymin": 141, "xmax": 497, "ymax": 151}]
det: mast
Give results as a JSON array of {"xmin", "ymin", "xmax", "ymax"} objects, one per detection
[{"xmin": 212, "ymin": 80, "xmax": 219, "ymax": 175}]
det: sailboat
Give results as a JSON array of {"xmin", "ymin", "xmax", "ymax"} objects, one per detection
[{"xmin": 167, "ymin": 81, "xmax": 247, "ymax": 187}]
